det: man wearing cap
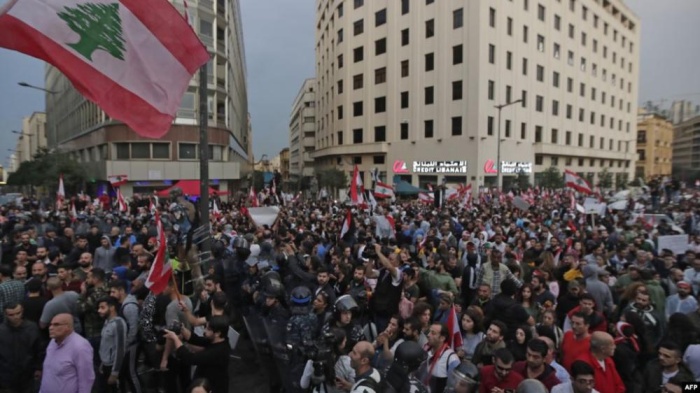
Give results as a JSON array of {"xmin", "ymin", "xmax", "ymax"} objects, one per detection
[{"xmin": 665, "ymin": 281, "xmax": 698, "ymax": 319}]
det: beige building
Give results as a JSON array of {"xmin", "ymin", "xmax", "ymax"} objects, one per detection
[
  {"xmin": 279, "ymin": 147, "xmax": 290, "ymax": 186},
  {"xmin": 13, "ymin": 112, "xmax": 46, "ymax": 165},
  {"xmin": 635, "ymin": 109, "xmax": 672, "ymax": 180},
  {"xmin": 311, "ymin": 0, "xmax": 639, "ymax": 189},
  {"xmin": 289, "ymin": 78, "xmax": 317, "ymax": 187},
  {"xmin": 44, "ymin": 0, "xmax": 250, "ymax": 197},
  {"xmin": 672, "ymin": 114, "xmax": 700, "ymax": 182}
]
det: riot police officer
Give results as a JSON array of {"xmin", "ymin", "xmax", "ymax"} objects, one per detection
[
  {"xmin": 443, "ymin": 360, "xmax": 480, "ymax": 393},
  {"xmin": 324, "ymin": 295, "xmax": 366, "ymax": 350},
  {"xmin": 287, "ymin": 285, "xmax": 319, "ymax": 392},
  {"xmin": 381, "ymin": 341, "xmax": 429, "ymax": 393}
]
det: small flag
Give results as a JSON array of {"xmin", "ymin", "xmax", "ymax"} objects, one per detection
[
  {"xmin": 145, "ymin": 212, "xmax": 172, "ymax": 294},
  {"xmin": 249, "ymin": 187, "xmax": 259, "ymax": 207},
  {"xmin": 340, "ymin": 209, "xmax": 353, "ymax": 240},
  {"xmin": 565, "ymin": 170, "xmax": 593, "ymax": 195},
  {"xmin": 108, "ymin": 175, "xmax": 128, "ymax": 187},
  {"xmin": 212, "ymin": 199, "xmax": 221, "ymax": 219},
  {"xmin": 374, "ymin": 181, "xmax": 395, "ymax": 199},
  {"xmin": 56, "ymin": 174, "xmax": 65, "ymax": 210},
  {"xmin": 116, "ymin": 188, "xmax": 128, "ymax": 212},
  {"xmin": 350, "ymin": 165, "xmax": 365, "ymax": 205},
  {"xmin": 446, "ymin": 305, "xmax": 463, "ymax": 350}
]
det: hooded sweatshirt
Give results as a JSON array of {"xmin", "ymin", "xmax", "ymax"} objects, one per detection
[
  {"xmin": 94, "ymin": 235, "xmax": 116, "ymax": 272},
  {"xmin": 582, "ymin": 265, "xmax": 614, "ymax": 315}
]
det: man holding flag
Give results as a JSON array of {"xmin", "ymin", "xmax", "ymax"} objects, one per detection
[{"xmin": 423, "ymin": 323, "xmax": 461, "ymax": 393}]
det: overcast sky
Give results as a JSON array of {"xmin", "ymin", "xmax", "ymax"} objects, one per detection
[{"xmin": 1, "ymin": 0, "xmax": 699, "ymax": 168}]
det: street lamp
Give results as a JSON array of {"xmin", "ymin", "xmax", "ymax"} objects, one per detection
[
  {"xmin": 18, "ymin": 81, "xmax": 61, "ymax": 149},
  {"xmin": 17, "ymin": 82, "xmax": 59, "ymax": 95},
  {"xmin": 495, "ymin": 99, "xmax": 522, "ymax": 190}
]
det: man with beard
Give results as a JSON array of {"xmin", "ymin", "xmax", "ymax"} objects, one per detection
[
  {"xmin": 472, "ymin": 320, "xmax": 507, "ymax": 367},
  {"xmin": 512, "ymin": 338, "xmax": 560, "ymax": 391},
  {"xmin": 94, "ymin": 236, "xmax": 116, "ymax": 272},
  {"xmin": 665, "ymin": 281, "xmax": 698, "ymax": 318},
  {"xmin": 64, "ymin": 234, "xmax": 90, "ymax": 266},
  {"xmin": 35, "ymin": 246, "xmax": 50, "ymax": 266},
  {"xmin": 347, "ymin": 264, "xmax": 370, "ymax": 313},
  {"xmin": 96, "ymin": 297, "xmax": 127, "ymax": 393},
  {"xmin": 625, "ymin": 291, "xmax": 666, "ymax": 347},
  {"xmin": 478, "ymin": 348, "xmax": 524, "ymax": 393},
  {"xmin": 56, "ymin": 263, "xmax": 82, "ymax": 293},
  {"xmin": 470, "ymin": 284, "xmax": 493, "ymax": 317},
  {"xmin": 78, "ymin": 268, "xmax": 110, "ymax": 357},
  {"xmin": 14, "ymin": 233, "xmax": 37, "ymax": 264},
  {"xmin": 531, "ymin": 274, "xmax": 556, "ymax": 311},
  {"xmin": 73, "ymin": 252, "xmax": 93, "ymax": 282},
  {"xmin": 423, "ymin": 323, "xmax": 461, "ymax": 393},
  {"xmin": 563, "ymin": 294, "xmax": 607, "ymax": 333},
  {"xmin": 314, "ymin": 267, "xmax": 337, "ymax": 307},
  {"xmin": 642, "ymin": 341, "xmax": 695, "ymax": 393},
  {"xmin": 401, "ymin": 316, "xmax": 426, "ymax": 346}
]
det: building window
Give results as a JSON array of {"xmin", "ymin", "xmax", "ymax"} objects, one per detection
[
  {"xmin": 552, "ymin": 100, "xmax": 559, "ymax": 116},
  {"xmin": 179, "ymin": 143, "xmax": 197, "ymax": 159},
  {"xmin": 567, "ymin": 50, "xmax": 574, "ymax": 66},
  {"xmin": 554, "ymin": 14, "xmax": 560, "ymax": 30},
  {"xmin": 130, "ymin": 144, "xmax": 148, "ymax": 159},
  {"xmin": 338, "ymin": 54, "xmax": 343, "ymax": 68},
  {"xmin": 353, "ymin": 46, "xmax": 363, "ymax": 62},
  {"xmin": 425, "ymin": 86, "xmax": 434, "ymax": 105},
  {"xmin": 535, "ymin": 126, "xmax": 542, "ymax": 142},
  {"xmin": 354, "ymin": 0, "xmax": 363, "ymax": 9},
  {"xmin": 401, "ymin": 28, "xmax": 409, "ymax": 46},
  {"xmin": 424, "ymin": 120, "xmax": 434, "ymax": 138},
  {"xmin": 337, "ymin": 28, "xmax": 343, "ymax": 43},
  {"xmin": 452, "ymin": 80, "xmax": 463, "ymax": 100},
  {"xmin": 488, "ymin": 44, "xmax": 495, "ymax": 63},
  {"xmin": 522, "ymin": 58, "xmax": 528, "ymax": 75},
  {"xmin": 536, "ymin": 155, "xmax": 543, "ymax": 165},
  {"xmin": 353, "ymin": 128, "xmax": 363, "ymax": 143},
  {"xmin": 374, "ymin": 126, "xmax": 386, "ymax": 142},
  {"xmin": 373, "ymin": 156, "xmax": 385, "ymax": 165},
  {"xmin": 521, "ymin": 123, "xmax": 527, "ymax": 139},
  {"xmin": 353, "ymin": 101, "xmax": 363, "ymax": 116},
  {"xmin": 488, "ymin": 80, "xmax": 495, "ymax": 100},
  {"xmin": 521, "ymin": 90, "xmax": 527, "ymax": 108},
  {"xmin": 401, "ymin": 0, "xmax": 409, "ymax": 14},
  {"xmin": 338, "ymin": 2, "xmax": 343, "ymax": 17},
  {"xmin": 426, "ymin": 19, "xmax": 435, "ymax": 38},
  {"xmin": 401, "ymin": 91, "xmax": 409, "ymax": 108},
  {"xmin": 374, "ymin": 96, "xmax": 386, "ymax": 113},
  {"xmin": 506, "ymin": 51, "xmax": 512, "ymax": 70},
  {"xmin": 551, "ymin": 129, "xmax": 558, "ymax": 144},
  {"xmin": 425, "ymin": 53, "xmax": 434, "ymax": 71},
  {"xmin": 567, "ymin": 77, "xmax": 573, "ymax": 92},
  {"xmin": 523, "ymin": 25, "xmax": 529, "ymax": 43},
  {"xmin": 338, "ymin": 131, "xmax": 343, "ymax": 145},
  {"xmin": 568, "ymin": 23, "xmax": 574, "ymax": 39},
  {"xmin": 400, "ymin": 123, "xmax": 409, "ymax": 139},
  {"xmin": 566, "ymin": 104, "xmax": 572, "ymax": 119},
  {"xmin": 565, "ymin": 131, "xmax": 571, "ymax": 145},
  {"xmin": 375, "ymin": 8, "xmax": 386, "ymax": 26},
  {"xmin": 487, "ymin": 116, "xmax": 494, "ymax": 136},
  {"xmin": 115, "ymin": 143, "xmax": 130, "ymax": 159},
  {"xmin": 337, "ymin": 80, "xmax": 343, "ymax": 94},
  {"xmin": 338, "ymin": 105, "xmax": 343, "ymax": 119},
  {"xmin": 153, "ymin": 143, "xmax": 170, "ymax": 159},
  {"xmin": 578, "ymin": 133, "xmax": 583, "ymax": 147},
  {"xmin": 554, "ymin": 43, "xmax": 560, "ymax": 58},
  {"xmin": 353, "ymin": 74, "xmax": 363, "ymax": 90},
  {"xmin": 536, "ymin": 65, "xmax": 544, "ymax": 81},
  {"xmin": 401, "ymin": 60, "xmax": 409, "ymax": 77},
  {"xmin": 536, "ymin": 95, "xmax": 543, "ymax": 112},
  {"xmin": 506, "ymin": 85, "xmax": 512, "ymax": 103},
  {"xmin": 505, "ymin": 120, "xmax": 512, "ymax": 138},
  {"xmin": 375, "ymin": 67, "xmax": 386, "ymax": 84},
  {"xmin": 507, "ymin": 17, "xmax": 513, "ymax": 35},
  {"xmin": 353, "ymin": 19, "xmax": 364, "ymax": 36},
  {"xmin": 453, "ymin": 45, "xmax": 463, "ymax": 65},
  {"xmin": 375, "ymin": 38, "xmax": 386, "ymax": 55},
  {"xmin": 454, "ymin": 8, "xmax": 463, "ymax": 29},
  {"xmin": 537, "ymin": 35, "xmax": 545, "ymax": 52},
  {"xmin": 452, "ymin": 116, "xmax": 462, "ymax": 136},
  {"xmin": 553, "ymin": 71, "xmax": 560, "ymax": 87},
  {"xmin": 538, "ymin": 4, "xmax": 545, "ymax": 21},
  {"xmin": 489, "ymin": 7, "xmax": 496, "ymax": 27}
]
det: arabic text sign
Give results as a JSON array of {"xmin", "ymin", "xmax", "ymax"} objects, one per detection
[
  {"xmin": 500, "ymin": 161, "xmax": 533, "ymax": 174},
  {"xmin": 412, "ymin": 161, "xmax": 468, "ymax": 174},
  {"xmin": 657, "ymin": 235, "xmax": 689, "ymax": 255}
]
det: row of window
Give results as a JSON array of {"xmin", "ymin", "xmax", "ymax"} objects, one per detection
[
  {"xmin": 528, "ymin": 125, "xmax": 630, "ymax": 151},
  {"xmin": 113, "ymin": 142, "xmax": 224, "ymax": 161},
  {"xmin": 536, "ymin": 155, "xmax": 631, "ymax": 169}
]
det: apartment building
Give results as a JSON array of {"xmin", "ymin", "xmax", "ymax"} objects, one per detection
[
  {"xmin": 289, "ymin": 78, "xmax": 317, "ymax": 188},
  {"xmin": 672, "ymin": 114, "xmax": 700, "ymax": 182},
  {"xmin": 311, "ymin": 0, "xmax": 640, "ymax": 189},
  {"xmin": 636, "ymin": 109, "xmax": 673, "ymax": 180}
]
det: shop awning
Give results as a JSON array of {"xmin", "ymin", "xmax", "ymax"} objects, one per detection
[{"xmin": 394, "ymin": 181, "xmax": 428, "ymax": 195}]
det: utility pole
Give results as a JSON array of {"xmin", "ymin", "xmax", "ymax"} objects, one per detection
[
  {"xmin": 495, "ymin": 99, "xmax": 522, "ymax": 190},
  {"xmin": 198, "ymin": 63, "xmax": 210, "ymax": 256}
]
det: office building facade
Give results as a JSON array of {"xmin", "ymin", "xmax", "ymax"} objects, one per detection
[
  {"xmin": 635, "ymin": 109, "xmax": 673, "ymax": 180},
  {"xmin": 289, "ymin": 78, "xmax": 317, "ymax": 189},
  {"xmin": 672, "ymin": 114, "xmax": 700, "ymax": 182},
  {"xmin": 311, "ymin": 0, "xmax": 639, "ymax": 189}
]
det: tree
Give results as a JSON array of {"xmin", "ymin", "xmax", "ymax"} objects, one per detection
[
  {"xmin": 618, "ymin": 173, "xmax": 629, "ymax": 190},
  {"xmin": 515, "ymin": 169, "xmax": 531, "ymax": 190},
  {"xmin": 538, "ymin": 166, "xmax": 564, "ymax": 189},
  {"xmin": 598, "ymin": 168, "xmax": 613, "ymax": 189},
  {"xmin": 317, "ymin": 168, "xmax": 348, "ymax": 197},
  {"xmin": 7, "ymin": 149, "xmax": 87, "ymax": 194},
  {"xmin": 58, "ymin": 3, "xmax": 126, "ymax": 61}
]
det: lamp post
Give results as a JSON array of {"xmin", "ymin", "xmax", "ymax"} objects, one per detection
[
  {"xmin": 18, "ymin": 81, "xmax": 60, "ymax": 149},
  {"xmin": 495, "ymin": 99, "xmax": 522, "ymax": 190}
]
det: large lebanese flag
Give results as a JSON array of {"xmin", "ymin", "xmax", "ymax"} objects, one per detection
[
  {"xmin": 0, "ymin": 0, "xmax": 209, "ymax": 138},
  {"xmin": 564, "ymin": 170, "xmax": 593, "ymax": 195},
  {"xmin": 145, "ymin": 211, "xmax": 171, "ymax": 295}
]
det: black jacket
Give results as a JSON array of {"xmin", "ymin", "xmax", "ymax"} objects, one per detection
[
  {"xmin": 642, "ymin": 359, "xmax": 695, "ymax": 393},
  {"xmin": 0, "ymin": 320, "xmax": 44, "ymax": 387},
  {"xmin": 176, "ymin": 335, "xmax": 230, "ymax": 393}
]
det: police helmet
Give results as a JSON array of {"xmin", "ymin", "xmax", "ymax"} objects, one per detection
[
  {"xmin": 393, "ymin": 341, "xmax": 427, "ymax": 372},
  {"xmin": 232, "ymin": 236, "xmax": 249, "ymax": 250},
  {"xmin": 289, "ymin": 286, "xmax": 313, "ymax": 314},
  {"xmin": 446, "ymin": 360, "xmax": 479, "ymax": 393},
  {"xmin": 260, "ymin": 271, "xmax": 284, "ymax": 298},
  {"xmin": 333, "ymin": 295, "xmax": 359, "ymax": 317}
]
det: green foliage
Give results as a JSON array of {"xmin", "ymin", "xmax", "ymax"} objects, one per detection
[
  {"xmin": 515, "ymin": 169, "xmax": 531, "ymax": 189},
  {"xmin": 598, "ymin": 168, "xmax": 613, "ymax": 189},
  {"xmin": 7, "ymin": 148, "xmax": 87, "ymax": 194},
  {"xmin": 539, "ymin": 166, "xmax": 564, "ymax": 189},
  {"xmin": 617, "ymin": 173, "xmax": 629, "ymax": 190},
  {"xmin": 317, "ymin": 168, "xmax": 347, "ymax": 191}
]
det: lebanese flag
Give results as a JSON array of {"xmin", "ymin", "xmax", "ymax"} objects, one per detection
[
  {"xmin": 340, "ymin": 208, "xmax": 353, "ymax": 240},
  {"xmin": 374, "ymin": 181, "xmax": 395, "ymax": 199},
  {"xmin": 70, "ymin": 201, "xmax": 77, "ymax": 220},
  {"xmin": 56, "ymin": 174, "xmax": 65, "ymax": 210},
  {"xmin": 0, "ymin": 0, "xmax": 209, "ymax": 139},
  {"xmin": 148, "ymin": 198, "xmax": 156, "ymax": 213},
  {"xmin": 145, "ymin": 211, "xmax": 172, "ymax": 294},
  {"xmin": 249, "ymin": 187, "xmax": 259, "ymax": 207},
  {"xmin": 565, "ymin": 170, "xmax": 593, "ymax": 194},
  {"xmin": 350, "ymin": 165, "xmax": 365, "ymax": 205},
  {"xmin": 446, "ymin": 305, "xmax": 463, "ymax": 349},
  {"xmin": 108, "ymin": 175, "xmax": 128, "ymax": 187},
  {"xmin": 116, "ymin": 188, "xmax": 128, "ymax": 212},
  {"xmin": 211, "ymin": 199, "xmax": 221, "ymax": 219},
  {"xmin": 570, "ymin": 192, "xmax": 576, "ymax": 210},
  {"xmin": 418, "ymin": 192, "xmax": 433, "ymax": 204}
]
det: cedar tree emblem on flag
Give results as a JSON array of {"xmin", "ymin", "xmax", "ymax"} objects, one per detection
[{"xmin": 58, "ymin": 3, "xmax": 126, "ymax": 61}]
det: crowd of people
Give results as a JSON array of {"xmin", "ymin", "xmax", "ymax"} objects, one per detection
[{"xmin": 0, "ymin": 182, "xmax": 699, "ymax": 393}]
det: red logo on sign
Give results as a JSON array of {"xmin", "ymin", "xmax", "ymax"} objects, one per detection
[
  {"xmin": 393, "ymin": 160, "xmax": 409, "ymax": 173},
  {"xmin": 484, "ymin": 160, "xmax": 498, "ymax": 174}
]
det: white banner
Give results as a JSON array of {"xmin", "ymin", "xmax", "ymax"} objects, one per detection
[
  {"xmin": 247, "ymin": 207, "xmax": 281, "ymax": 227},
  {"xmin": 657, "ymin": 235, "xmax": 689, "ymax": 255}
]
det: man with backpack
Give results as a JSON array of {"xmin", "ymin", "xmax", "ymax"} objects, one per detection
[{"xmin": 109, "ymin": 279, "xmax": 141, "ymax": 393}]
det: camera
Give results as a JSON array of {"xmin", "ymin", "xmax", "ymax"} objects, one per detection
[
  {"xmin": 156, "ymin": 320, "xmax": 183, "ymax": 337},
  {"xmin": 306, "ymin": 332, "xmax": 337, "ymax": 386}
]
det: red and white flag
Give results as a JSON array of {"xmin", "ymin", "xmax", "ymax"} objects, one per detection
[
  {"xmin": 108, "ymin": 175, "xmax": 128, "ymax": 187},
  {"xmin": 211, "ymin": 199, "xmax": 221, "ymax": 219},
  {"xmin": 350, "ymin": 165, "xmax": 365, "ymax": 205},
  {"xmin": 70, "ymin": 201, "xmax": 77, "ymax": 220},
  {"xmin": 340, "ymin": 209, "xmax": 353, "ymax": 239},
  {"xmin": 418, "ymin": 192, "xmax": 433, "ymax": 204},
  {"xmin": 374, "ymin": 181, "xmax": 394, "ymax": 199},
  {"xmin": 56, "ymin": 174, "xmax": 65, "ymax": 210},
  {"xmin": 0, "ymin": 0, "xmax": 209, "ymax": 139},
  {"xmin": 149, "ymin": 198, "xmax": 156, "ymax": 213},
  {"xmin": 145, "ymin": 211, "xmax": 172, "ymax": 295},
  {"xmin": 570, "ymin": 192, "xmax": 576, "ymax": 210},
  {"xmin": 116, "ymin": 188, "xmax": 128, "ymax": 212},
  {"xmin": 249, "ymin": 187, "xmax": 259, "ymax": 207},
  {"xmin": 446, "ymin": 305, "xmax": 463, "ymax": 350},
  {"xmin": 564, "ymin": 170, "xmax": 593, "ymax": 195}
]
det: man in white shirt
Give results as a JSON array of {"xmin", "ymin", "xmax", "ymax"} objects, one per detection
[{"xmin": 551, "ymin": 360, "xmax": 599, "ymax": 393}]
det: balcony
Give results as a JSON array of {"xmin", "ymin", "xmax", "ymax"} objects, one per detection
[{"xmin": 199, "ymin": 0, "xmax": 213, "ymax": 9}]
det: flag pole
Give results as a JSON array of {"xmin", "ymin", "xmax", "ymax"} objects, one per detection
[{"xmin": 198, "ymin": 63, "xmax": 211, "ymax": 266}]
